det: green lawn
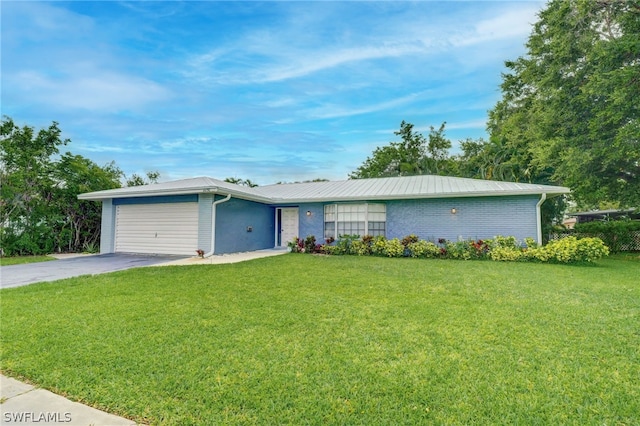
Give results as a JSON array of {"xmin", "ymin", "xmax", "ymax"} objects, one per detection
[
  {"xmin": 0, "ymin": 255, "xmax": 57, "ymax": 266},
  {"xmin": 1, "ymin": 255, "xmax": 638, "ymax": 425}
]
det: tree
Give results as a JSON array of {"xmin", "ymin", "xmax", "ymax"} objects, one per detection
[
  {"xmin": 1, "ymin": 116, "xmax": 122, "ymax": 255},
  {"xmin": 1, "ymin": 117, "xmax": 68, "ymax": 254},
  {"xmin": 224, "ymin": 177, "xmax": 258, "ymax": 187},
  {"xmin": 126, "ymin": 171, "xmax": 160, "ymax": 187},
  {"xmin": 488, "ymin": 0, "xmax": 640, "ymax": 208},
  {"xmin": 350, "ymin": 121, "xmax": 453, "ymax": 179},
  {"xmin": 275, "ymin": 179, "xmax": 330, "ymax": 184},
  {"xmin": 454, "ymin": 137, "xmax": 531, "ymax": 182},
  {"xmin": 52, "ymin": 154, "xmax": 121, "ymax": 252}
]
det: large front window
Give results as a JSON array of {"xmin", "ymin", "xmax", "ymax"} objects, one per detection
[{"xmin": 324, "ymin": 203, "xmax": 386, "ymax": 239}]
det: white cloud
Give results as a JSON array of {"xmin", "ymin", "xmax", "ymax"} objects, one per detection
[
  {"xmin": 451, "ymin": 4, "xmax": 542, "ymax": 47},
  {"xmin": 252, "ymin": 43, "xmax": 426, "ymax": 83},
  {"xmin": 303, "ymin": 90, "xmax": 431, "ymax": 120},
  {"xmin": 184, "ymin": 2, "xmax": 542, "ymax": 87},
  {"xmin": 10, "ymin": 70, "xmax": 171, "ymax": 111},
  {"xmin": 2, "ymin": 1, "xmax": 95, "ymax": 42}
]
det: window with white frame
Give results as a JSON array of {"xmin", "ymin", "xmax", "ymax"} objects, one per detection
[{"xmin": 323, "ymin": 203, "xmax": 386, "ymax": 239}]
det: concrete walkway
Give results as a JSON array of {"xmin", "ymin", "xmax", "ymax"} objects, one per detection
[
  {"xmin": 0, "ymin": 375, "xmax": 138, "ymax": 425},
  {"xmin": 156, "ymin": 247, "xmax": 288, "ymax": 266},
  {"xmin": 0, "ymin": 248, "xmax": 288, "ymax": 425}
]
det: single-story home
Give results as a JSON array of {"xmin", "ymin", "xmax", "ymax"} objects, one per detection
[{"xmin": 78, "ymin": 175, "xmax": 570, "ymax": 256}]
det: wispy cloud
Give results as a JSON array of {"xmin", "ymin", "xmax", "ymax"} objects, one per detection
[
  {"xmin": 302, "ymin": 90, "xmax": 433, "ymax": 120},
  {"xmin": 184, "ymin": 2, "xmax": 542, "ymax": 87},
  {"xmin": 9, "ymin": 70, "xmax": 171, "ymax": 111},
  {"xmin": 2, "ymin": 1, "xmax": 543, "ymax": 183}
]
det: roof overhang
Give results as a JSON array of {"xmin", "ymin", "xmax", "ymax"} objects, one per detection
[
  {"xmin": 78, "ymin": 185, "xmax": 274, "ymax": 204},
  {"xmin": 78, "ymin": 175, "xmax": 570, "ymax": 204},
  {"xmin": 265, "ymin": 190, "xmax": 568, "ymax": 204}
]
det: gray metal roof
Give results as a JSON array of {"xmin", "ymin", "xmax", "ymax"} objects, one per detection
[
  {"xmin": 570, "ymin": 208, "xmax": 636, "ymax": 217},
  {"xmin": 78, "ymin": 176, "xmax": 272, "ymax": 202},
  {"xmin": 79, "ymin": 175, "xmax": 570, "ymax": 203}
]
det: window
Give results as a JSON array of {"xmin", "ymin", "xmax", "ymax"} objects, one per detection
[{"xmin": 324, "ymin": 203, "xmax": 386, "ymax": 239}]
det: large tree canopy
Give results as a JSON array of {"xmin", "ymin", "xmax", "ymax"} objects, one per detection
[{"xmin": 488, "ymin": 0, "xmax": 640, "ymax": 208}]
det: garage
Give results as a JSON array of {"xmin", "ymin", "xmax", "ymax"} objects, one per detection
[{"xmin": 114, "ymin": 203, "xmax": 198, "ymax": 255}]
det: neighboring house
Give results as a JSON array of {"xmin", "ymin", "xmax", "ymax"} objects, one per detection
[
  {"xmin": 78, "ymin": 175, "xmax": 570, "ymax": 256},
  {"xmin": 562, "ymin": 217, "xmax": 577, "ymax": 229},
  {"xmin": 569, "ymin": 209, "xmax": 639, "ymax": 224}
]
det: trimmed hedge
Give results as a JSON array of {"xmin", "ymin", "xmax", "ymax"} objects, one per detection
[
  {"xmin": 568, "ymin": 220, "xmax": 640, "ymax": 253},
  {"xmin": 288, "ymin": 234, "xmax": 609, "ymax": 264}
]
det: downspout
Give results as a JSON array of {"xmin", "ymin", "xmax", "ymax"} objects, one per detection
[
  {"xmin": 204, "ymin": 193, "xmax": 231, "ymax": 257},
  {"xmin": 536, "ymin": 193, "xmax": 547, "ymax": 246}
]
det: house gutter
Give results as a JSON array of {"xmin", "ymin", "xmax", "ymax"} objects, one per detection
[
  {"xmin": 204, "ymin": 193, "xmax": 232, "ymax": 257},
  {"xmin": 536, "ymin": 193, "xmax": 547, "ymax": 245}
]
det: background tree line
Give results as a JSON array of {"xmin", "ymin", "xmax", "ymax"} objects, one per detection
[{"xmin": 0, "ymin": 116, "xmax": 159, "ymax": 256}]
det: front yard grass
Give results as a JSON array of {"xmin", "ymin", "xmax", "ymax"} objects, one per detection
[{"xmin": 1, "ymin": 255, "xmax": 638, "ymax": 425}]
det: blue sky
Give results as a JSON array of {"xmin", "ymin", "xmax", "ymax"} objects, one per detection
[{"xmin": 2, "ymin": 1, "xmax": 544, "ymax": 185}]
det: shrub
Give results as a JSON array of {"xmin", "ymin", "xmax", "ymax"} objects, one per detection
[
  {"xmin": 543, "ymin": 236, "xmax": 609, "ymax": 263},
  {"xmin": 371, "ymin": 236, "xmax": 388, "ymax": 256},
  {"xmin": 383, "ymin": 238, "xmax": 405, "ymax": 257},
  {"xmin": 362, "ymin": 235, "xmax": 374, "ymax": 246},
  {"xmin": 574, "ymin": 237, "xmax": 610, "ymax": 262},
  {"xmin": 407, "ymin": 240, "xmax": 440, "ymax": 258},
  {"xmin": 322, "ymin": 244, "xmax": 339, "ymax": 255},
  {"xmin": 573, "ymin": 220, "xmax": 640, "ymax": 253},
  {"xmin": 524, "ymin": 237, "xmax": 538, "ymax": 249},
  {"xmin": 350, "ymin": 240, "xmax": 372, "ymax": 256},
  {"xmin": 489, "ymin": 246, "xmax": 523, "ymax": 262},
  {"xmin": 304, "ymin": 235, "xmax": 317, "ymax": 253},
  {"xmin": 469, "ymin": 239, "xmax": 490, "ymax": 259},
  {"xmin": 444, "ymin": 240, "xmax": 473, "ymax": 260},
  {"xmin": 288, "ymin": 237, "xmax": 305, "ymax": 253},
  {"xmin": 334, "ymin": 234, "xmax": 360, "ymax": 255},
  {"xmin": 489, "ymin": 235, "xmax": 520, "ymax": 249},
  {"xmin": 522, "ymin": 247, "xmax": 551, "ymax": 262},
  {"xmin": 401, "ymin": 234, "xmax": 419, "ymax": 247},
  {"xmin": 295, "ymin": 232, "xmax": 608, "ymax": 265},
  {"xmin": 543, "ymin": 237, "xmax": 580, "ymax": 263}
]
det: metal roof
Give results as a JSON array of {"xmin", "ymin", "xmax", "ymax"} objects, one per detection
[
  {"xmin": 79, "ymin": 175, "xmax": 570, "ymax": 203},
  {"xmin": 78, "ymin": 176, "xmax": 272, "ymax": 202},
  {"xmin": 570, "ymin": 208, "xmax": 636, "ymax": 217}
]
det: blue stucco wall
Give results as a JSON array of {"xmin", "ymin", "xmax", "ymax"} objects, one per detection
[
  {"xmin": 197, "ymin": 194, "xmax": 214, "ymax": 253},
  {"xmin": 297, "ymin": 203, "xmax": 325, "ymax": 241},
  {"xmin": 386, "ymin": 196, "xmax": 539, "ymax": 242},
  {"xmin": 99, "ymin": 199, "xmax": 116, "ymax": 254},
  {"xmin": 215, "ymin": 198, "xmax": 275, "ymax": 254},
  {"xmin": 292, "ymin": 195, "xmax": 540, "ymax": 243}
]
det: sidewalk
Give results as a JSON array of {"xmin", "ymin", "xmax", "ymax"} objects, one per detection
[{"xmin": 0, "ymin": 375, "xmax": 139, "ymax": 426}]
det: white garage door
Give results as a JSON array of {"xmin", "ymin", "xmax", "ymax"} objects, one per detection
[{"xmin": 115, "ymin": 203, "xmax": 199, "ymax": 255}]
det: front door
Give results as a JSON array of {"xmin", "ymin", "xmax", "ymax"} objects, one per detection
[{"xmin": 278, "ymin": 208, "xmax": 299, "ymax": 247}]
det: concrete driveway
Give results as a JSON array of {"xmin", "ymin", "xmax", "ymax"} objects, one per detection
[{"xmin": 0, "ymin": 253, "xmax": 187, "ymax": 289}]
